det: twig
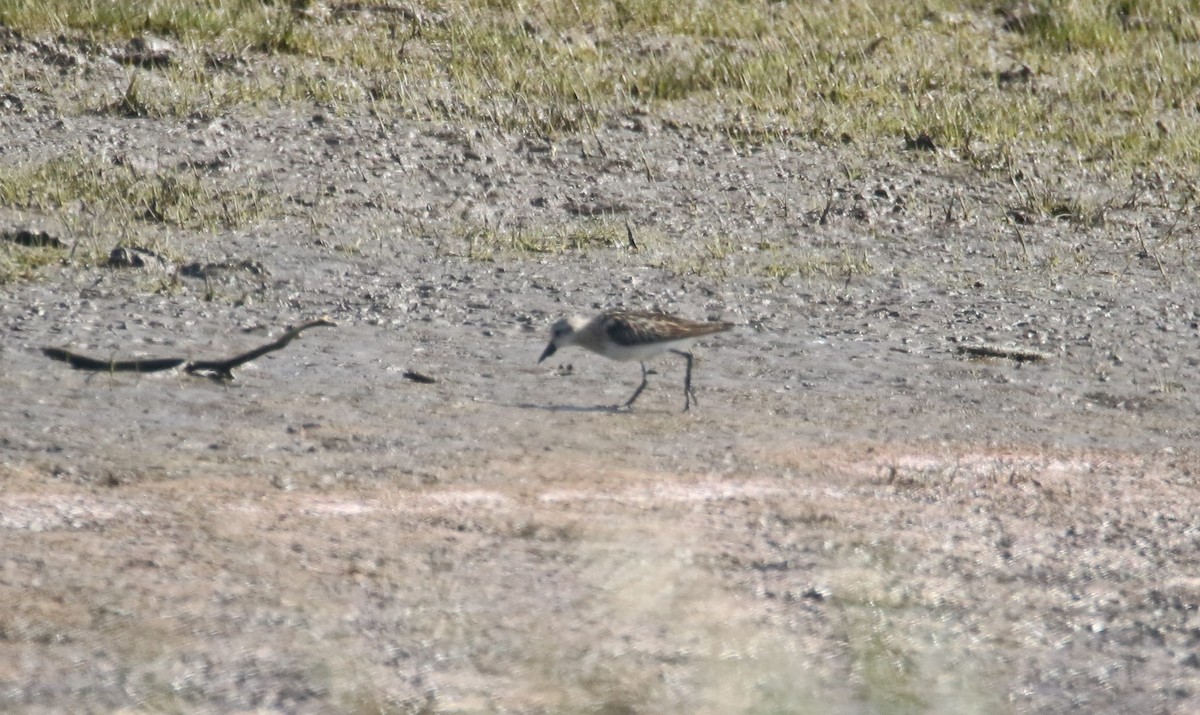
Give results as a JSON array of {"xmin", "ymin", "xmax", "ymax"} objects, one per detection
[
  {"xmin": 1012, "ymin": 223, "xmax": 1030, "ymax": 261},
  {"xmin": 402, "ymin": 370, "xmax": 437, "ymax": 384},
  {"xmin": 590, "ymin": 124, "xmax": 608, "ymax": 159},
  {"xmin": 818, "ymin": 188, "xmax": 835, "ymax": 226},
  {"xmin": 1136, "ymin": 227, "xmax": 1170, "ymax": 288},
  {"xmin": 41, "ymin": 348, "xmax": 185, "ymax": 373},
  {"xmin": 638, "ymin": 147, "xmax": 654, "ymax": 182},
  {"xmin": 185, "ymin": 318, "xmax": 337, "ymax": 380},
  {"xmin": 957, "ymin": 344, "xmax": 1049, "ymax": 363},
  {"xmin": 41, "ymin": 318, "xmax": 337, "ymax": 380}
]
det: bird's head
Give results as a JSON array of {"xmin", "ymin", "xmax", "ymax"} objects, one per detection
[{"xmin": 538, "ymin": 316, "xmax": 584, "ymax": 363}]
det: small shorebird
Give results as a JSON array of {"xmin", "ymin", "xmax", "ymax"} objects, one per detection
[{"xmin": 538, "ymin": 310, "xmax": 734, "ymax": 411}]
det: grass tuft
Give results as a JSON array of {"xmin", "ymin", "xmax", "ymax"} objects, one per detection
[
  {"xmin": 0, "ymin": 152, "xmax": 275, "ymax": 232},
  {"xmin": 0, "ymin": 1, "xmax": 1194, "ymax": 170},
  {"xmin": 454, "ymin": 221, "xmax": 626, "ymax": 260}
]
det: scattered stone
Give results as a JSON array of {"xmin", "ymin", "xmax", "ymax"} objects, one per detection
[
  {"xmin": 2, "ymin": 229, "xmax": 64, "ymax": 249},
  {"xmin": 957, "ymin": 344, "xmax": 1050, "ymax": 363},
  {"xmin": 0, "ymin": 92, "xmax": 24, "ymax": 113},
  {"xmin": 997, "ymin": 64, "xmax": 1034, "ymax": 85},
  {"xmin": 105, "ymin": 246, "xmax": 171, "ymax": 270},
  {"xmin": 114, "ymin": 36, "xmax": 177, "ymax": 68},
  {"xmin": 904, "ymin": 131, "xmax": 937, "ymax": 151},
  {"xmin": 178, "ymin": 259, "xmax": 268, "ymax": 279},
  {"xmin": 563, "ymin": 199, "xmax": 628, "ymax": 216}
]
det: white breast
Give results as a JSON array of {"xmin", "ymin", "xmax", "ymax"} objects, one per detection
[{"xmin": 598, "ymin": 337, "xmax": 698, "ymax": 362}]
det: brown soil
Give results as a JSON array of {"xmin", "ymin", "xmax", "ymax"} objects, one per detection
[{"xmin": 3, "ymin": 39, "xmax": 1200, "ymax": 715}]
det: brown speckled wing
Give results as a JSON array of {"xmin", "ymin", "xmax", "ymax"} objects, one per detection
[{"xmin": 603, "ymin": 312, "xmax": 732, "ymax": 347}]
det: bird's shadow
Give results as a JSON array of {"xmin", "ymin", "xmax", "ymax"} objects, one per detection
[{"xmin": 505, "ymin": 401, "xmax": 631, "ymax": 414}]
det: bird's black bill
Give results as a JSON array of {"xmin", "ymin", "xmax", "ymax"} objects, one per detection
[{"xmin": 538, "ymin": 343, "xmax": 557, "ymax": 363}]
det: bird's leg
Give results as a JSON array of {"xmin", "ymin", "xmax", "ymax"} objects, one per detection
[
  {"xmin": 622, "ymin": 362, "xmax": 650, "ymax": 408},
  {"xmin": 671, "ymin": 349, "xmax": 696, "ymax": 411}
]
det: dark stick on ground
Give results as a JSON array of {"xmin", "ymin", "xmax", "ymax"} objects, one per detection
[
  {"xmin": 41, "ymin": 348, "xmax": 185, "ymax": 373},
  {"xmin": 41, "ymin": 318, "xmax": 336, "ymax": 379},
  {"xmin": 957, "ymin": 344, "xmax": 1049, "ymax": 363},
  {"xmin": 185, "ymin": 318, "xmax": 337, "ymax": 380}
]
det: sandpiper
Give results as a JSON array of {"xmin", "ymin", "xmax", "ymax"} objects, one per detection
[{"xmin": 538, "ymin": 310, "xmax": 733, "ymax": 411}]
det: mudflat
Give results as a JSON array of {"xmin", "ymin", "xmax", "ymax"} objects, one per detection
[{"xmin": 3, "ymin": 7, "xmax": 1200, "ymax": 714}]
